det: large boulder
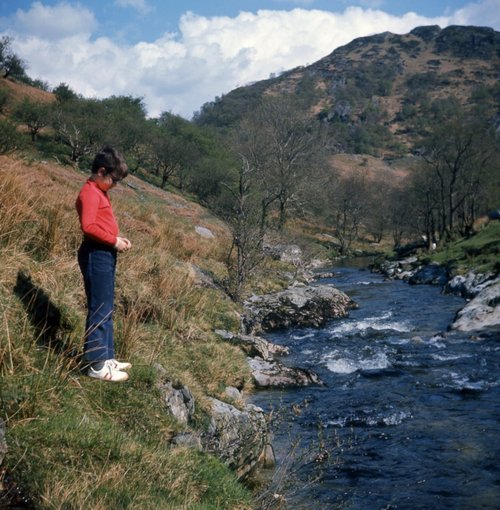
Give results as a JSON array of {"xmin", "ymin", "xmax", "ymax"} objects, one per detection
[
  {"xmin": 371, "ymin": 256, "xmax": 420, "ymax": 280},
  {"xmin": 408, "ymin": 262, "xmax": 448, "ymax": 286},
  {"xmin": 248, "ymin": 357, "xmax": 323, "ymax": 388},
  {"xmin": 450, "ymin": 277, "xmax": 500, "ymax": 332},
  {"xmin": 445, "ymin": 271, "xmax": 495, "ymax": 299},
  {"xmin": 243, "ymin": 284, "xmax": 356, "ymax": 333},
  {"xmin": 201, "ymin": 398, "xmax": 269, "ymax": 480}
]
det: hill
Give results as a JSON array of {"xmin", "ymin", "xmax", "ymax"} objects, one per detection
[
  {"xmin": 195, "ymin": 25, "xmax": 500, "ymax": 157},
  {"xmin": 0, "ymin": 153, "xmax": 270, "ymax": 508}
]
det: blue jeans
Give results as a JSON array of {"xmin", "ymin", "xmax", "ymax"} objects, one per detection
[{"xmin": 78, "ymin": 239, "xmax": 117, "ymax": 363}]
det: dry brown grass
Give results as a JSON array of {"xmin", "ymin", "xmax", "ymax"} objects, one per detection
[
  {"xmin": 0, "ymin": 153, "xmax": 253, "ymax": 508},
  {"xmin": 0, "ymin": 77, "xmax": 55, "ymax": 111}
]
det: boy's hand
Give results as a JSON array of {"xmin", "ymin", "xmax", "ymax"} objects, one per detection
[{"xmin": 115, "ymin": 237, "xmax": 132, "ymax": 252}]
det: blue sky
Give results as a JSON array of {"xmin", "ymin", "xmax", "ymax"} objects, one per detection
[{"xmin": 1, "ymin": 1, "xmax": 499, "ymax": 117}]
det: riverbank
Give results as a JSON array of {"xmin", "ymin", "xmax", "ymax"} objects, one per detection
[{"xmin": 372, "ymin": 256, "xmax": 500, "ymax": 334}]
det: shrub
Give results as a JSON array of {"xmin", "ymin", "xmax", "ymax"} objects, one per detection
[{"xmin": 0, "ymin": 118, "xmax": 23, "ymax": 154}]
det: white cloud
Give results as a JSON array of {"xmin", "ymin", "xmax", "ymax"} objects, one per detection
[
  {"xmin": 448, "ymin": 0, "xmax": 500, "ymax": 28},
  {"xmin": 9, "ymin": 1, "xmax": 96, "ymax": 41},
  {"xmin": 3, "ymin": 1, "xmax": 499, "ymax": 119}
]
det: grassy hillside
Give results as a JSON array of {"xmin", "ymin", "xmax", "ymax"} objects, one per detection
[
  {"xmin": 428, "ymin": 221, "xmax": 500, "ymax": 276},
  {"xmin": 0, "ymin": 154, "xmax": 260, "ymax": 508}
]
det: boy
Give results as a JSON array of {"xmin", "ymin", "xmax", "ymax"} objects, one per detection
[{"xmin": 76, "ymin": 147, "xmax": 132, "ymax": 381}]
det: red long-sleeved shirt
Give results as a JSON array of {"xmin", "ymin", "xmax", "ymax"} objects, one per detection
[{"xmin": 76, "ymin": 179, "xmax": 119, "ymax": 246}]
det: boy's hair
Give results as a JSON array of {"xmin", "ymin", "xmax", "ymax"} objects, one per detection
[{"xmin": 91, "ymin": 147, "xmax": 128, "ymax": 179}]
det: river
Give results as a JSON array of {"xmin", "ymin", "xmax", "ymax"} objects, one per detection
[{"xmin": 251, "ymin": 260, "xmax": 500, "ymax": 509}]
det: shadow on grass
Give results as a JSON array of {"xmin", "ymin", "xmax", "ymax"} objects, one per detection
[{"xmin": 13, "ymin": 270, "xmax": 79, "ymax": 360}]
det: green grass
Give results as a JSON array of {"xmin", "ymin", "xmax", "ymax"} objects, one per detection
[
  {"xmin": 0, "ymin": 155, "xmax": 254, "ymax": 509},
  {"xmin": 1, "ymin": 303, "xmax": 252, "ymax": 509},
  {"xmin": 429, "ymin": 222, "xmax": 500, "ymax": 275},
  {"xmin": 3, "ymin": 358, "xmax": 252, "ymax": 509}
]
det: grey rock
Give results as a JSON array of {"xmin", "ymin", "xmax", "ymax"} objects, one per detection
[
  {"xmin": 312, "ymin": 271, "xmax": 336, "ymax": 280},
  {"xmin": 307, "ymin": 258, "xmax": 332, "ymax": 270},
  {"xmin": 445, "ymin": 271, "xmax": 495, "ymax": 299},
  {"xmin": 374, "ymin": 257, "xmax": 421, "ymax": 281},
  {"xmin": 224, "ymin": 386, "xmax": 242, "ymax": 401},
  {"xmin": 158, "ymin": 380, "xmax": 195, "ymax": 425},
  {"xmin": 189, "ymin": 263, "xmax": 219, "ymax": 289},
  {"xmin": 408, "ymin": 263, "xmax": 448, "ymax": 286},
  {"xmin": 451, "ymin": 277, "xmax": 500, "ymax": 332},
  {"xmin": 215, "ymin": 329, "xmax": 289, "ymax": 360},
  {"xmin": 243, "ymin": 284, "xmax": 356, "ymax": 333},
  {"xmin": 202, "ymin": 398, "xmax": 268, "ymax": 480},
  {"xmin": 195, "ymin": 226, "xmax": 215, "ymax": 239},
  {"xmin": 263, "ymin": 243, "xmax": 303, "ymax": 265},
  {"xmin": 248, "ymin": 357, "xmax": 323, "ymax": 388},
  {"xmin": 171, "ymin": 432, "xmax": 202, "ymax": 450}
]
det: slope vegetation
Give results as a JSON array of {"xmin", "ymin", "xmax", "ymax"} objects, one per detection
[{"xmin": 0, "ymin": 154, "xmax": 255, "ymax": 508}]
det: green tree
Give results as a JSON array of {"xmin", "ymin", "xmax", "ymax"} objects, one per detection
[
  {"xmin": 53, "ymin": 98, "xmax": 105, "ymax": 162},
  {"xmin": 0, "ymin": 118, "xmax": 24, "ymax": 154},
  {"xmin": 0, "ymin": 36, "xmax": 27, "ymax": 79},
  {"xmin": 14, "ymin": 98, "xmax": 51, "ymax": 141},
  {"xmin": 0, "ymin": 88, "xmax": 9, "ymax": 113},
  {"xmin": 53, "ymin": 83, "xmax": 78, "ymax": 103}
]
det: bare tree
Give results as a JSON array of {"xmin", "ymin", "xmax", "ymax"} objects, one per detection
[
  {"xmin": 326, "ymin": 170, "xmax": 369, "ymax": 254},
  {"xmin": 222, "ymin": 155, "xmax": 264, "ymax": 301},
  {"xmin": 53, "ymin": 99, "xmax": 103, "ymax": 162},
  {"xmin": 262, "ymin": 96, "xmax": 325, "ymax": 230},
  {"xmin": 421, "ymin": 116, "xmax": 496, "ymax": 239},
  {"xmin": 235, "ymin": 95, "xmax": 325, "ymax": 232}
]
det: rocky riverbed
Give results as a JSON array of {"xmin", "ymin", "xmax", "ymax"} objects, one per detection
[{"xmin": 372, "ymin": 257, "xmax": 500, "ymax": 333}]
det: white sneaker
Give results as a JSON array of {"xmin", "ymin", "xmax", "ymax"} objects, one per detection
[
  {"xmin": 108, "ymin": 359, "xmax": 132, "ymax": 371},
  {"xmin": 88, "ymin": 360, "xmax": 129, "ymax": 382}
]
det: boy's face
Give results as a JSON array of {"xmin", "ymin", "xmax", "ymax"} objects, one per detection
[{"xmin": 95, "ymin": 167, "xmax": 120, "ymax": 191}]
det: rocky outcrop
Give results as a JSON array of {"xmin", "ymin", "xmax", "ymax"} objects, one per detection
[
  {"xmin": 373, "ymin": 257, "xmax": 449, "ymax": 285},
  {"xmin": 201, "ymin": 398, "xmax": 270, "ymax": 480},
  {"xmin": 263, "ymin": 242, "xmax": 303, "ymax": 265},
  {"xmin": 158, "ymin": 380, "xmax": 196, "ymax": 426},
  {"xmin": 195, "ymin": 225, "xmax": 215, "ymax": 239},
  {"xmin": 215, "ymin": 330, "xmax": 323, "ymax": 388},
  {"xmin": 215, "ymin": 330, "xmax": 289, "ymax": 360},
  {"xmin": 243, "ymin": 284, "xmax": 357, "ymax": 333},
  {"xmin": 374, "ymin": 258, "xmax": 500, "ymax": 332},
  {"xmin": 408, "ymin": 263, "xmax": 448, "ymax": 286},
  {"xmin": 188, "ymin": 264, "xmax": 219, "ymax": 289},
  {"xmin": 373, "ymin": 256, "xmax": 421, "ymax": 281},
  {"xmin": 155, "ymin": 365, "xmax": 270, "ymax": 480},
  {"xmin": 450, "ymin": 277, "xmax": 500, "ymax": 332},
  {"xmin": 445, "ymin": 271, "xmax": 495, "ymax": 299},
  {"xmin": 248, "ymin": 357, "xmax": 323, "ymax": 388}
]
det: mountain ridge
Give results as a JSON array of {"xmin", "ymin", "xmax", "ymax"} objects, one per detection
[{"xmin": 195, "ymin": 24, "xmax": 500, "ymax": 156}]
